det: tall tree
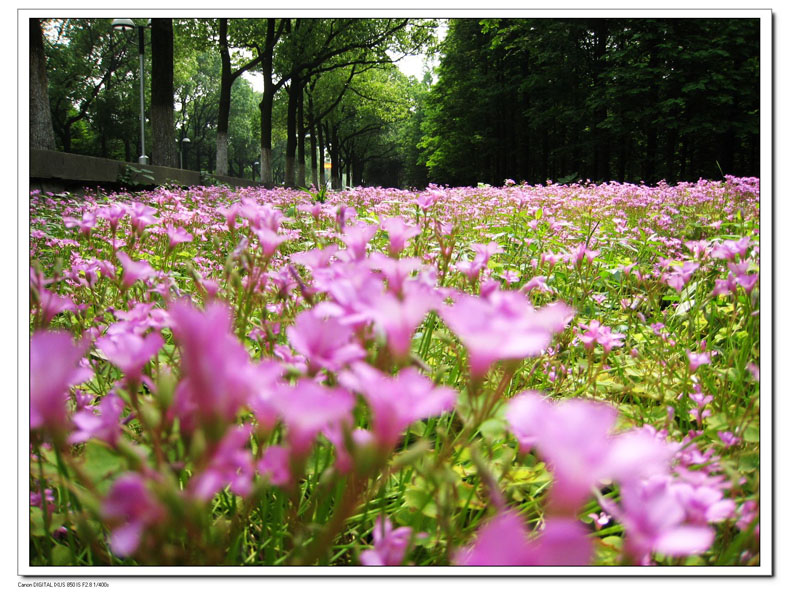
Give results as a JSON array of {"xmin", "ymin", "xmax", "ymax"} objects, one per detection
[
  {"xmin": 30, "ymin": 19, "xmax": 56, "ymax": 150},
  {"xmin": 215, "ymin": 19, "xmax": 264, "ymax": 175},
  {"xmin": 151, "ymin": 18, "xmax": 177, "ymax": 167}
]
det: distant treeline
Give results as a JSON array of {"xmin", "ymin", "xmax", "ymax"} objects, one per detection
[{"xmin": 412, "ymin": 18, "xmax": 760, "ymax": 187}]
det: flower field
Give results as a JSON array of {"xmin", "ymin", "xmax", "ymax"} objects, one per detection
[{"xmin": 28, "ymin": 177, "xmax": 760, "ymax": 568}]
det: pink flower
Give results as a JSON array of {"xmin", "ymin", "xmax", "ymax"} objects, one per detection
[
  {"xmin": 416, "ymin": 192, "xmax": 438, "ymax": 210},
  {"xmin": 578, "ymin": 320, "xmax": 625, "ymax": 354},
  {"xmin": 339, "ymin": 363, "xmax": 456, "ymax": 449},
  {"xmin": 441, "ymin": 292, "xmax": 573, "ymax": 379},
  {"xmin": 246, "ymin": 360, "xmax": 285, "ymax": 432},
  {"xmin": 360, "ymin": 516, "xmax": 417, "ymax": 566},
  {"xmin": 97, "ymin": 203, "xmax": 127, "ymax": 233},
  {"xmin": 341, "ymin": 223, "xmax": 378, "ymax": 260},
  {"xmin": 366, "ymin": 254, "xmax": 422, "ymax": 296},
  {"xmin": 258, "ymin": 445, "xmax": 292, "ymax": 487},
  {"xmin": 365, "ymin": 288, "xmax": 439, "ymax": 360},
  {"xmin": 324, "ymin": 424, "xmax": 374, "ymax": 474},
  {"xmin": 35, "ymin": 289, "xmax": 76, "ymax": 325},
  {"xmin": 605, "ymin": 475, "xmax": 715, "ymax": 565},
  {"xmin": 455, "ymin": 510, "xmax": 592, "ymax": 566},
  {"xmin": 102, "ymin": 473, "xmax": 164, "ymax": 557},
  {"xmin": 665, "ymin": 261, "xmax": 700, "ymax": 293},
  {"xmin": 711, "ymin": 274, "xmax": 738, "ymax": 297},
  {"xmin": 95, "ymin": 330, "xmax": 163, "ymax": 382},
  {"xmin": 671, "ymin": 483, "xmax": 736, "ymax": 525},
  {"xmin": 711, "ymin": 237, "xmax": 750, "ymax": 260},
  {"xmin": 381, "ymin": 216, "xmax": 420, "ymax": 256},
  {"xmin": 30, "ymin": 331, "xmax": 91, "ymax": 432},
  {"xmin": 191, "ymin": 425, "xmax": 254, "ymax": 500},
  {"xmin": 165, "ymin": 223, "xmax": 193, "ymax": 249},
  {"xmin": 63, "ymin": 211, "xmax": 97, "ymax": 235},
  {"xmin": 129, "ymin": 202, "xmax": 159, "ymax": 234},
  {"xmin": 286, "ymin": 309, "xmax": 366, "ymax": 375},
  {"xmin": 687, "ymin": 350, "xmax": 711, "ymax": 372},
  {"xmin": 507, "ymin": 393, "xmax": 671, "ymax": 512},
  {"xmin": 470, "ymin": 241, "xmax": 504, "ymax": 267},
  {"xmin": 718, "ymin": 431, "xmax": 741, "ymax": 448},
  {"xmin": 116, "ymin": 252, "xmax": 157, "ymax": 288},
  {"xmin": 168, "ymin": 301, "xmax": 258, "ymax": 432},
  {"xmin": 735, "ymin": 273, "xmax": 758, "ymax": 295},
  {"xmin": 69, "ymin": 393, "xmax": 124, "ymax": 446},
  {"xmin": 271, "ymin": 380, "xmax": 355, "ymax": 456},
  {"xmin": 253, "ymin": 227, "xmax": 286, "ymax": 258},
  {"xmin": 522, "ymin": 275, "xmax": 552, "ymax": 294},
  {"xmin": 570, "ymin": 243, "xmax": 599, "ymax": 267}
]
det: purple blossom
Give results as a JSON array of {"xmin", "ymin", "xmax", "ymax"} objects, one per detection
[
  {"xmin": 455, "ymin": 510, "xmax": 592, "ymax": 566},
  {"xmin": 687, "ymin": 350, "xmax": 711, "ymax": 372},
  {"xmin": 191, "ymin": 425, "xmax": 254, "ymax": 500},
  {"xmin": 116, "ymin": 252, "xmax": 157, "ymax": 288},
  {"xmin": 578, "ymin": 320, "xmax": 625, "ymax": 354},
  {"xmin": 381, "ymin": 216, "xmax": 420, "ymax": 256},
  {"xmin": 604, "ymin": 475, "xmax": 715, "ymax": 565},
  {"xmin": 365, "ymin": 287, "xmax": 439, "ymax": 360},
  {"xmin": 168, "ymin": 301, "xmax": 258, "ymax": 432},
  {"xmin": 506, "ymin": 393, "xmax": 671, "ymax": 512},
  {"xmin": 95, "ymin": 330, "xmax": 163, "ymax": 382},
  {"xmin": 360, "ymin": 516, "xmax": 418, "ymax": 566},
  {"xmin": 30, "ymin": 331, "xmax": 91, "ymax": 433},
  {"xmin": 102, "ymin": 473, "xmax": 163, "ymax": 557},
  {"xmin": 35, "ymin": 289, "xmax": 76, "ymax": 325},
  {"xmin": 341, "ymin": 222, "xmax": 378, "ymax": 260},
  {"xmin": 129, "ymin": 202, "xmax": 159, "ymax": 234},
  {"xmin": 271, "ymin": 380, "xmax": 355, "ymax": 456},
  {"xmin": 441, "ymin": 292, "xmax": 573, "ymax": 379},
  {"xmin": 69, "ymin": 393, "xmax": 124, "ymax": 446},
  {"xmin": 286, "ymin": 309, "xmax": 366, "ymax": 375},
  {"xmin": 339, "ymin": 363, "xmax": 456, "ymax": 449},
  {"xmin": 257, "ymin": 445, "xmax": 292, "ymax": 487},
  {"xmin": 165, "ymin": 223, "xmax": 193, "ymax": 249}
]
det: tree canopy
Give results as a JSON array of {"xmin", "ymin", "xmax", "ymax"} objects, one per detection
[{"xmin": 35, "ymin": 17, "xmax": 759, "ymax": 188}]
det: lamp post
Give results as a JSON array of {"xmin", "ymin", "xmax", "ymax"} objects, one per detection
[
  {"xmin": 112, "ymin": 18, "xmax": 150, "ymax": 165},
  {"xmin": 253, "ymin": 161, "xmax": 260, "ymax": 181},
  {"xmin": 179, "ymin": 137, "xmax": 190, "ymax": 169}
]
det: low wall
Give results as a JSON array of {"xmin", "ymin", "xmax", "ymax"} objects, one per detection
[{"xmin": 29, "ymin": 149, "xmax": 262, "ymax": 192}]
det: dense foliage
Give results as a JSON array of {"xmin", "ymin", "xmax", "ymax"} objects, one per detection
[
  {"xmin": 37, "ymin": 17, "xmax": 433, "ymax": 187},
  {"xmin": 417, "ymin": 18, "xmax": 760, "ymax": 187},
  {"xmin": 29, "ymin": 177, "xmax": 760, "ymax": 567},
  {"xmin": 35, "ymin": 17, "xmax": 759, "ymax": 189}
]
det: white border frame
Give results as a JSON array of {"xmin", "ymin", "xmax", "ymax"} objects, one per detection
[{"xmin": 16, "ymin": 4, "xmax": 774, "ymax": 580}]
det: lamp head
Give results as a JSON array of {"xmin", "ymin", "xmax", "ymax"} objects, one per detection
[{"xmin": 111, "ymin": 18, "xmax": 135, "ymax": 31}]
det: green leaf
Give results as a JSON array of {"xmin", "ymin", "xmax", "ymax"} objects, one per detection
[
  {"xmin": 51, "ymin": 543, "xmax": 73, "ymax": 565},
  {"xmin": 81, "ymin": 440, "xmax": 127, "ymax": 489}
]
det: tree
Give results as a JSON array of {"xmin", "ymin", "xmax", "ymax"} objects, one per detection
[
  {"xmin": 151, "ymin": 18, "xmax": 177, "ymax": 167},
  {"xmin": 418, "ymin": 18, "xmax": 759, "ymax": 186},
  {"xmin": 45, "ymin": 18, "xmax": 136, "ymax": 154},
  {"xmin": 215, "ymin": 19, "xmax": 264, "ymax": 175},
  {"xmin": 30, "ymin": 18, "xmax": 56, "ymax": 150}
]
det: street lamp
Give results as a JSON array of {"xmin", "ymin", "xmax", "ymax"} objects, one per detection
[
  {"xmin": 112, "ymin": 18, "xmax": 150, "ymax": 165},
  {"xmin": 252, "ymin": 161, "xmax": 260, "ymax": 181},
  {"xmin": 179, "ymin": 137, "xmax": 190, "ymax": 169}
]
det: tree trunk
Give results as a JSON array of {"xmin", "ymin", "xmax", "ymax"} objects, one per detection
[
  {"xmin": 296, "ymin": 85, "xmax": 306, "ymax": 188},
  {"xmin": 151, "ymin": 19, "xmax": 177, "ymax": 167},
  {"xmin": 216, "ymin": 18, "xmax": 232, "ymax": 176},
  {"xmin": 284, "ymin": 76, "xmax": 300, "ymax": 188},
  {"xmin": 29, "ymin": 19, "xmax": 56, "ymax": 151},
  {"xmin": 259, "ymin": 87, "xmax": 274, "ymax": 187},
  {"xmin": 318, "ymin": 123, "xmax": 326, "ymax": 188},
  {"xmin": 330, "ymin": 126, "xmax": 341, "ymax": 189}
]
